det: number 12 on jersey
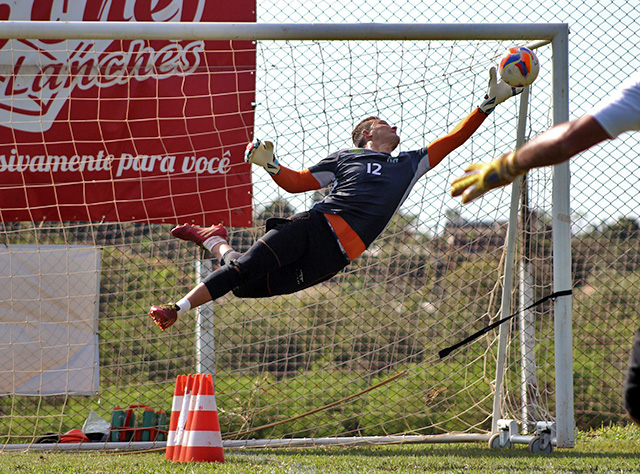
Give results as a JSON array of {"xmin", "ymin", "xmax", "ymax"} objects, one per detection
[{"xmin": 366, "ymin": 162, "xmax": 382, "ymax": 175}]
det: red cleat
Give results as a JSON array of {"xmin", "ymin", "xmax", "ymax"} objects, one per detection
[
  {"xmin": 171, "ymin": 223, "xmax": 228, "ymax": 248},
  {"xmin": 149, "ymin": 303, "xmax": 179, "ymax": 331}
]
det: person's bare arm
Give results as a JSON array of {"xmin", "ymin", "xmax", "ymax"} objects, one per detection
[
  {"xmin": 451, "ymin": 114, "xmax": 611, "ymax": 204},
  {"xmin": 514, "ymin": 114, "xmax": 611, "ymax": 171}
]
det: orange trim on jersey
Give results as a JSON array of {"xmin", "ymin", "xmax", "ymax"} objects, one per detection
[
  {"xmin": 324, "ymin": 213, "xmax": 367, "ymax": 261},
  {"xmin": 427, "ymin": 107, "xmax": 487, "ymax": 168},
  {"xmin": 272, "ymin": 166, "xmax": 321, "ymax": 193}
]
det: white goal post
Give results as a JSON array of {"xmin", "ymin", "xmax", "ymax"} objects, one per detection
[{"xmin": 0, "ymin": 21, "xmax": 571, "ymax": 451}]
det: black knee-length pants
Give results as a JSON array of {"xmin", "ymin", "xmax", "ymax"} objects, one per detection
[{"xmin": 203, "ymin": 210, "xmax": 350, "ymax": 300}]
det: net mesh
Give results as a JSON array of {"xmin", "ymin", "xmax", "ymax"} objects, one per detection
[{"xmin": 0, "ymin": 35, "xmax": 561, "ymax": 446}]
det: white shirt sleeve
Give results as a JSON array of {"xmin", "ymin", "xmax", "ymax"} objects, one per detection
[{"xmin": 588, "ymin": 72, "xmax": 640, "ymax": 139}]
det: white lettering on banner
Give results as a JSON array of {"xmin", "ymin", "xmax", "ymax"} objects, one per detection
[
  {"xmin": 15, "ymin": 0, "xmax": 205, "ymax": 24},
  {"xmin": 0, "ymin": 150, "xmax": 232, "ymax": 177},
  {"xmin": 116, "ymin": 154, "xmax": 179, "ymax": 177},
  {"xmin": 0, "ymin": 149, "xmax": 114, "ymax": 173},
  {"xmin": 60, "ymin": 40, "xmax": 204, "ymax": 91},
  {"xmin": 0, "ymin": 0, "xmax": 206, "ymax": 133},
  {"xmin": 181, "ymin": 151, "xmax": 232, "ymax": 175},
  {"xmin": 2, "ymin": 40, "xmax": 204, "ymax": 130}
]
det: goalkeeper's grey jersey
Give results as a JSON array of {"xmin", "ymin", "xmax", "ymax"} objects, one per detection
[
  {"xmin": 308, "ymin": 147, "xmax": 431, "ymax": 248},
  {"xmin": 589, "ymin": 72, "xmax": 640, "ymax": 139}
]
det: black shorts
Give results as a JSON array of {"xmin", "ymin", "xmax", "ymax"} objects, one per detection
[
  {"xmin": 203, "ymin": 210, "xmax": 350, "ymax": 299},
  {"xmin": 624, "ymin": 324, "xmax": 640, "ymax": 422}
]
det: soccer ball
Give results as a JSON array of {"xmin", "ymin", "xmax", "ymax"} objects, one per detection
[{"xmin": 498, "ymin": 46, "xmax": 540, "ymax": 87}]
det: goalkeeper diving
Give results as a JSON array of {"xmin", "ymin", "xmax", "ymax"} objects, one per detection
[
  {"xmin": 149, "ymin": 66, "xmax": 522, "ymax": 332},
  {"xmin": 450, "ymin": 72, "xmax": 640, "ymax": 425}
]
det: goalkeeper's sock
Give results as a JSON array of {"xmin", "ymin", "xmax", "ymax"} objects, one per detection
[
  {"xmin": 203, "ymin": 235, "xmax": 226, "ymax": 253},
  {"xmin": 175, "ymin": 297, "xmax": 191, "ymax": 316}
]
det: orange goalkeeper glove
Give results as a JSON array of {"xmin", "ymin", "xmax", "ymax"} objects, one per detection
[{"xmin": 451, "ymin": 151, "xmax": 525, "ymax": 204}]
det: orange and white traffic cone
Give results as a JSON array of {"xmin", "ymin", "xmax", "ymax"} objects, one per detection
[{"xmin": 178, "ymin": 373, "xmax": 224, "ymax": 463}]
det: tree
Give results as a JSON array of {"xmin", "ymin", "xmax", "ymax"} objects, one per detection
[{"xmin": 604, "ymin": 217, "xmax": 640, "ymax": 241}]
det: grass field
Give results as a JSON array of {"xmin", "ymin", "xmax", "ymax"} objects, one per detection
[{"xmin": 1, "ymin": 424, "xmax": 639, "ymax": 473}]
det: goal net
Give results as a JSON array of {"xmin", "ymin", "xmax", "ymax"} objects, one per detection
[{"xmin": 0, "ymin": 20, "xmax": 572, "ymax": 451}]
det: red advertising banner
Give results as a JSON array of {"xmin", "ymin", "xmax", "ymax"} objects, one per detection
[{"xmin": 0, "ymin": 0, "xmax": 255, "ymax": 226}]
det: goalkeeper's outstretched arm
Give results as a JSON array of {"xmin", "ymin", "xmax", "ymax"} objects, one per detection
[
  {"xmin": 244, "ymin": 138, "xmax": 322, "ymax": 193},
  {"xmin": 427, "ymin": 67, "xmax": 523, "ymax": 169}
]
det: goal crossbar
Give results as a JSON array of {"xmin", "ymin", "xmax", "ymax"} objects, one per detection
[{"xmin": 0, "ymin": 21, "xmax": 568, "ymax": 41}]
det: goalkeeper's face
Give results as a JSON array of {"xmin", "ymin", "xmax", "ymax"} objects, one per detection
[{"xmin": 370, "ymin": 119, "xmax": 400, "ymax": 151}]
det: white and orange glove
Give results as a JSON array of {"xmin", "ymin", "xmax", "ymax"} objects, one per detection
[
  {"xmin": 478, "ymin": 67, "xmax": 523, "ymax": 115},
  {"xmin": 450, "ymin": 150, "xmax": 526, "ymax": 204},
  {"xmin": 245, "ymin": 139, "xmax": 280, "ymax": 175}
]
